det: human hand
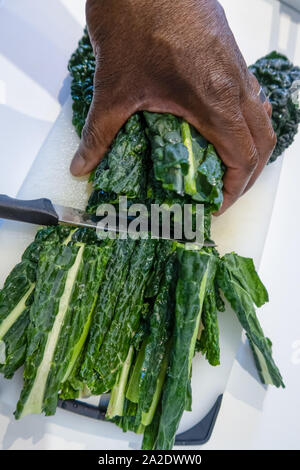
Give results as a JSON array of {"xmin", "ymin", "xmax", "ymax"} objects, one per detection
[{"xmin": 71, "ymin": 0, "xmax": 276, "ymax": 214}]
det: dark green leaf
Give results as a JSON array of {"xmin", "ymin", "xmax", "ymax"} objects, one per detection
[
  {"xmin": 217, "ymin": 258, "xmax": 284, "ymax": 388},
  {"xmin": 155, "ymin": 248, "xmax": 218, "ymax": 450}
]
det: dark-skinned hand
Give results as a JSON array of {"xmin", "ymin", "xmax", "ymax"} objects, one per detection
[{"xmin": 70, "ymin": 0, "xmax": 276, "ymax": 215}]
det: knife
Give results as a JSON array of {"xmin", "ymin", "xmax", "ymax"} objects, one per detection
[{"xmin": 0, "ymin": 194, "xmax": 215, "ymax": 246}]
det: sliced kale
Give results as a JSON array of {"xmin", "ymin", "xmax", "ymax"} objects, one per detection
[
  {"xmin": 217, "ymin": 253, "xmax": 284, "ymax": 388},
  {"xmin": 196, "ymin": 283, "xmax": 221, "ymax": 366},
  {"xmin": 127, "ymin": 255, "xmax": 177, "ymax": 419},
  {"xmin": 91, "ymin": 239, "xmax": 156, "ymax": 393},
  {"xmin": 155, "ymin": 247, "xmax": 218, "ymax": 450},
  {"xmin": 15, "ymin": 239, "xmax": 110, "ymax": 418},
  {"xmin": 0, "ymin": 226, "xmax": 72, "ymax": 378},
  {"xmin": 79, "ymin": 239, "xmax": 136, "ymax": 393}
]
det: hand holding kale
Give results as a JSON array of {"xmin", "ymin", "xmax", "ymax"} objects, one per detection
[{"xmin": 70, "ymin": 0, "xmax": 276, "ymax": 214}]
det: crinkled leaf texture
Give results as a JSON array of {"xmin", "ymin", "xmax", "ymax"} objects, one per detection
[
  {"xmin": 144, "ymin": 112, "xmax": 224, "ymax": 213},
  {"xmin": 249, "ymin": 51, "xmax": 300, "ymax": 162},
  {"xmin": 92, "ymin": 114, "xmax": 148, "ymax": 199},
  {"xmin": 217, "ymin": 253, "xmax": 284, "ymax": 388},
  {"xmin": 156, "ymin": 247, "xmax": 218, "ymax": 450},
  {"xmin": 15, "ymin": 238, "xmax": 109, "ymax": 419},
  {"xmin": 0, "ymin": 226, "xmax": 71, "ymax": 378}
]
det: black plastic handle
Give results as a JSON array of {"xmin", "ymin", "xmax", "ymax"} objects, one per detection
[
  {"xmin": 57, "ymin": 394, "xmax": 223, "ymax": 446},
  {"xmin": 0, "ymin": 194, "xmax": 59, "ymax": 226}
]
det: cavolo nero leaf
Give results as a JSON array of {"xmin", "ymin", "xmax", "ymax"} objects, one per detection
[
  {"xmin": 15, "ymin": 238, "xmax": 110, "ymax": 419},
  {"xmin": 220, "ymin": 253, "xmax": 269, "ymax": 308},
  {"xmin": 43, "ymin": 242, "xmax": 112, "ymax": 413},
  {"xmin": 0, "ymin": 226, "xmax": 71, "ymax": 379},
  {"xmin": 59, "ymin": 347, "xmax": 91, "ymax": 400},
  {"xmin": 80, "ymin": 239, "xmax": 137, "ymax": 393},
  {"xmin": 196, "ymin": 279, "xmax": 224, "ymax": 365},
  {"xmin": 91, "ymin": 239, "xmax": 156, "ymax": 393},
  {"xmin": 15, "ymin": 242, "xmax": 81, "ymax": 419},
  {"xmin": 143, "ymin": 112, "xmax": 189, "ymax": 196},
  {"xmin": 124, "ymin": 254, "xmax": 177, "ymax": 429},
  {"xmin": 130, "ymin": 255, "xmax": 177, "ymax": 415},
  {"xmin": 155, "ymin": 247, "xmax": 218, "ymax": 450},
  {"xmin": 106, "ymin": 346, "xmax": 135, "ymax": 419},
  {"xmin": 68, "ymin": 27, "xmax": 95, "ymax": 137},
  {"xmin": 249, "ymin": 51, "xmax": 300, "ymax": 162},
  {"xmin": 196, "ymin": 286, "xmax": 221, "ymax": 366},
  {"xmin": 92, "ymin": 114, "xmax": 149, "ymax": 199},
  {"xmin": 217, "ymin": 253, "xmax": 284, "ymax": 388},
  {"xmin": 0, "ymin": 263, "xmax": 35, "ymax": 379},
  {"xmin": 144, "ymin": 112, "xmax": 224, "ymax": 213}
]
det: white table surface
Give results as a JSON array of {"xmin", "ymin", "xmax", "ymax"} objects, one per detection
[{"xmin": 0, "ymin": 0, "xmax": 300, "ymax": 450}]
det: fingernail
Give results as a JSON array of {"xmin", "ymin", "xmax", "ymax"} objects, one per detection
[{"xmin": 70, "ymin": 153, "xmax": 86, "ymax": 176}]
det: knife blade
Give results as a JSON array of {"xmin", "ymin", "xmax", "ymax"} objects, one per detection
[{"xmin": 0, "ymin": 195, "xmax": 215, "ymax": 246}]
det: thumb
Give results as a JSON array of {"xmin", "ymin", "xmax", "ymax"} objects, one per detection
[{"xmin": 70, "ymin": 89, "xmax": 133, "ymax": 177}]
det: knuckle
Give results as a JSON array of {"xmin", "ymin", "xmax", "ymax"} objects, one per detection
[
  {"xmin": 217, "ymin": 3, "xmax": 225, "ymax": 16},
  {"xmin": 212, "ymin": 77, "xmax": 237, "ymax": 102},
  {"xmin": 244, "ymin": 147, "xmax": 259, "ymax": 172},
  {"xmin": 265, "ymin": 100, "xmax": 272, "ymax": 114},
  {"xmin": 241, "ymin": 73, "xmax": 258, "ymax": 103},
  {"xmin": 270, "ymin": 129, "xmax": 277, "ymax": 149},
  {"xmin": 210, "ymin": 104, "xmax": 243, "ymax": 130},
  {"xmin": 203, "ymin": 65, "xmax": 240, "ymax": 104},
  {"xmin": 264, "ymin": 125, "xmax": 277, "ymax": 152},
  {"xmin": 81, "ymin": 120, "xmax": 103, "ymax": 152}
]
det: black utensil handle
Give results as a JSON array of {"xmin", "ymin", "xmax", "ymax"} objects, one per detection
[
  {"xmin": 0, "ymin": 194, "xmax": 59, "ymax": 226},
  {"xmin": 57, "ymin": 394, "xmax": 223, "ymax": 446}
]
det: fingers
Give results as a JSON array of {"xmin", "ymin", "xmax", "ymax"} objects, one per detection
[
  {"xmin": 184, "ymin": 104, "xmax": 259, "ymax": 216},
  {"xmin": 70, "ymin": 73, "xmax": 134, "ymax": 176},
  {"xmin": 263, "ymin": 99, "xmax": 272, "ymax": 119},
  {"xmin": 243, "ymin": 119, "xmax": 276, "ymax": 192},
  {"xmin": 71, "ymin": 104, "xmax": 129, "ymax": 176},
  {"xmin": 212, "ymin": 120, "xmax": 259, "ymax": 215},
  {"xmin": 241, "ymin": 82, "xmax": 276, "ymax": 193},
  {"xmin": 249, "ymin": 73, "xmax": 272, "ymax": 118},
  {"xmin": 211, "ymin": 75, "xmax": 275, "ymax": 214}
]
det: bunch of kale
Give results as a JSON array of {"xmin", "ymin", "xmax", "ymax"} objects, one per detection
[{"xmin": 249, "ymin": 51, "xmax": 300, "ymax": 162}]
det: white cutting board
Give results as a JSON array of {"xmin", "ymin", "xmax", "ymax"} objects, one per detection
[{"xmin": 0, "ymin": 0, "xmax": 293, "ymax": 447}]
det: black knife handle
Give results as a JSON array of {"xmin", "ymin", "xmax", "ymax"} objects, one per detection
[{"xmin": 0, "ymin": 194, "xmax": 59, "ymax": 226}]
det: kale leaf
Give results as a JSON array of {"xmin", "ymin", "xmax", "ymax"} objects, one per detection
[
  {"xmin": 92, "ymin": 114, "xmax": 149, "ymax": 199},
  {"xmin": 155, "ymin": 247, "xmax": 218, "ymax": 450},
  {"xmin": 217, "ymin": 253, "xmax": 284, "ymax": 388},
  {"xmin": 0, "ymin": 226, "xmax": 71, "ymax": 379},
  {"xmin": 15, "ymin": 238, "xmax": 110, "ymax": 418},
  {"xmin": 249, "ymin": 51, "xmax": 300, "ymax": 162}
]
